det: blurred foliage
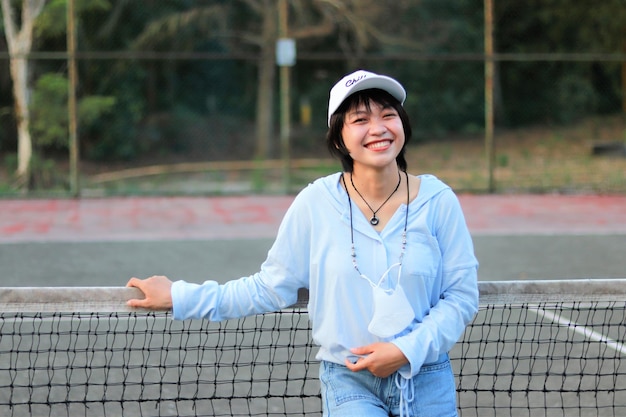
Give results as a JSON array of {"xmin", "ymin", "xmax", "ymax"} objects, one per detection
[
  {"xmin": 31, "ymin": 73, "xmax": 116, "ymax": 150},
  {"xmin": 35, "ymin": 0, "xmax": 111, "ymax": 38},
  {"xmin": 1, "ymin": 0, "xmax": 625, "ymax": 164},
  {"xmin": 496, "ymin": 0, "xmax": 625, "ymax": 125}
]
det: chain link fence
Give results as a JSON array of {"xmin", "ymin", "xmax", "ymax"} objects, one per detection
[{"xmin": 1, "ymin": 1, "xmax": 624, "ymax": 197}]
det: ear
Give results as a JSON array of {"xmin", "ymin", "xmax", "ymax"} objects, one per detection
[{"xmin": 335, "ymin": 135, "xmax": 342, "ymax": 149}]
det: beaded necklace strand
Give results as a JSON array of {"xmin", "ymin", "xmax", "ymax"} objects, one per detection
[{"xmin": 341, "ymin": 171, "xmax": 409, "ymax": 275}]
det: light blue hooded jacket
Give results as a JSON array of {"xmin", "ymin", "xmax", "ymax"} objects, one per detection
[{"xmin": 171, "ymin": 173, "xmax": 478, "ymax": 378}]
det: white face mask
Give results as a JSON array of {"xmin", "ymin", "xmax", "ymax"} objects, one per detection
[
  {"xmin": 368, "ymin": 283, "xmax": 414, "ymax": 338},
  {"xmin": 361, "ymin": 263, "xmax": 414, "ymax": 338}
]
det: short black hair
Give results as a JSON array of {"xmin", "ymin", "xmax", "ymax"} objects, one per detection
[{"xmin": 325, "ymin": 88, "xmax": 412, "ymax": 172}]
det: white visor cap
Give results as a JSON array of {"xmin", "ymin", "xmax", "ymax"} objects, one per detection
[{"xmin": 327, "ymin": 70, "xmax": 406, "ymax": 126}]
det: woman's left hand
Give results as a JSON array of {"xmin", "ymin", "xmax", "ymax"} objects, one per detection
[{"xmin": 344, "ymin": 342, "xmax": 408, "ymax": 378}]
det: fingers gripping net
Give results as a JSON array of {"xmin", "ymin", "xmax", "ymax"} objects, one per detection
[{"xmin": 1, "ymin": 280, "xmax": 625, "ymax": 417}]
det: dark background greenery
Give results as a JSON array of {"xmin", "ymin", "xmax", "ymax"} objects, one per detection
[{"xmin": 0, "ymin": 0, "xmax": 624, "ymax": 193}]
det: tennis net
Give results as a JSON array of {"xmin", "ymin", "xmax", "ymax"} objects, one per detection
[{"xmin": 1, "ymin": 279, "xmax": 625, "ymax": 417}]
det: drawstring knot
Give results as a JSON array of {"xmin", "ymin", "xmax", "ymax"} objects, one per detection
[{"xmin": 395, "ymin": 373, "xmax": 414, "ymax": 417}]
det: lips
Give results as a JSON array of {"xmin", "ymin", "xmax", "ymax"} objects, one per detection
[{"xmin": 365, "ymin": 140, "xmax": 392, "ymax": 150}]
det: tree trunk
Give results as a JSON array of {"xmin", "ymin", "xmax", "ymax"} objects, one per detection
[
  {"xmin": 254, "ymin": 2, "xmax": 277, "ymax": 159},
  {"xmin": 8, "ymin": 49, "xmax": 32, "ymax": 184},
  {"xmin": 1, "ymin": 0, "xmax": 47, "ymax": 188},
  {"xmin": 622, "ymin": 32, "xmax": 626, "ymax": 115}
]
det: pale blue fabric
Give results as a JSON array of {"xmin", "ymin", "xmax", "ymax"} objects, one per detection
[{"xmin": 171, "ymin": 172, "xmax": 478, "ymax": 382}]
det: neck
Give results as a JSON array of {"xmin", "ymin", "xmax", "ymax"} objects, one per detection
[{"xmin": 350, "ymin": 167, "xmax": 402, "ymax": 199}]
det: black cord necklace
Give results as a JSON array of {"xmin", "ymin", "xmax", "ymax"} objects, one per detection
[
  {"xmin": 349, "ymin": 170, "xmax": 402, "ymax": 226},
  {"xmin": 342, "ymin": 171, "xmax": 409, "ymax": 275}
]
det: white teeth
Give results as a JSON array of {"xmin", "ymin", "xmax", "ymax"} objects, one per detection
[{"xmin": 367, "ymin": 140, "xmax": 391, "ymax": 149}]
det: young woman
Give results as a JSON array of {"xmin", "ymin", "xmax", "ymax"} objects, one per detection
[{"xmin": 127, "ymin": 69, "xmax": 479, "ymax": 417}]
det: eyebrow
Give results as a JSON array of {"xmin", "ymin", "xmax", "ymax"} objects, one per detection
[
  {"xmin": 348, "ymin": 104, "xmax": 396, "ymax": 116},
  {"xmin": 347, "ymin": 109, "xmax": 368, "ymax": 118}
]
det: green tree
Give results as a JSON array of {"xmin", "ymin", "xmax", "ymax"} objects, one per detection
[
  {"xmin": 128, "ymin": 0, "xmax": 425, "ymax": 159},
  {"xmin": 31, "ymin": 72, "xmax": 115, "ymax": 149},
  {"xmin": 1, "ymin": 0, "xmax": 47, "ymax": 188},
  {"xmin": 496, "ymin": 0, "xmax": 626, "ymax": 125},
  {"xmin": 1, "ymin": 0, "xmax": 114, "ymax": 188}
]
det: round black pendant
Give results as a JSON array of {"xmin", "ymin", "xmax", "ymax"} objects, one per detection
[{"xmin": 370, "ymin": 216, "xmax": 379, "ymax": 226}]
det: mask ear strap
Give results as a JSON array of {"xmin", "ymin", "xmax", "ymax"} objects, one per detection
[
  {"xmin": 370, "ymin": 262, "xmax": 403, "ymax": 290},
  {"xmin": 359, "ymin": 273, "xmax": 378, "ymax": 288}
]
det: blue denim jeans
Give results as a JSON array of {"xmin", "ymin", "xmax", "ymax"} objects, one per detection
[{"xmin": 320, "ymin": 354, "xmax": 458, "ymax": 417}]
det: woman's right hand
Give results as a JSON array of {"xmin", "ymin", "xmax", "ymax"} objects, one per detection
[{"xmin": 126, "ymin": 275, "xmax": 174, "ymax": 310}]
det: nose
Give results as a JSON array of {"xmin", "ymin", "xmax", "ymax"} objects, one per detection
[{"xmin": 369, "ymin": 116, "xmax": 387, "ymax": 135}]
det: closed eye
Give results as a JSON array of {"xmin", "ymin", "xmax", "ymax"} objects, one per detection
[
  {"xmin": 346, "ymin": 111, "xmax": 369, "ymax": 124},
  {"xmin": 383, "ymin": 110, "xmax": 399, "ymax": 119}
]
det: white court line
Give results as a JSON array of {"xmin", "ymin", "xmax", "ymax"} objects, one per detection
[{"xmin": 528, "ymin": 306, "xmax": 626, "ymax": 356}]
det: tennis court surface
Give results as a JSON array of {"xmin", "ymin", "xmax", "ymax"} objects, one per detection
[{"xmin": 1, "ymin": 194, "xmax": 625, "ymax": 416}]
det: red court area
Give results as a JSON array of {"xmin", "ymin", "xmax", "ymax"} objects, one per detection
[{"xmin": 1, "ymin": 194, "xmax": 625, "ymax": 243}]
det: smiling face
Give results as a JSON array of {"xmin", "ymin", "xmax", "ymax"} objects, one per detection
[
  {"xmin": 341, "ymin": 100, "xmax": 405, "ymax": 171},
  {"xmin": 326, "ymin": 88, "xmax": 412, "ymax": 173}
]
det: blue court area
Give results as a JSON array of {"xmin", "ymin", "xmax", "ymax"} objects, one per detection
[{"xmin": 1, "ymin": 234, "xmax": 625, "ymax": 287}]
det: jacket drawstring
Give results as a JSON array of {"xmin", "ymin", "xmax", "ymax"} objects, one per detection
[{"xmin": 395, "ymin": 373, "xmax": 414, "ymax": 417}]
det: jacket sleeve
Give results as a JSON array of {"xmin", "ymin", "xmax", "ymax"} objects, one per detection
[
  {"xmin": 392, "ymin": 189, "xmax": 479, "ymax": 377},
  {"xmin": 170, "ymin": 191, "xmax": 313, "ymax": 321}
]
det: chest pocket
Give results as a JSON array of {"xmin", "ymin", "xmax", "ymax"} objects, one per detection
[
  {"xmin": 404, "ymin": 232, "xmax": 441, "ymax": 278},
  {"xmin": 402, "ymin": 232, "xmax": 443, "ymax": 311}
]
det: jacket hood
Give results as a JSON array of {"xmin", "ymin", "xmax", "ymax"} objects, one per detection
[{"xmin": 310, "ymin": 172, "xmax": 450, "ymax": 214}]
